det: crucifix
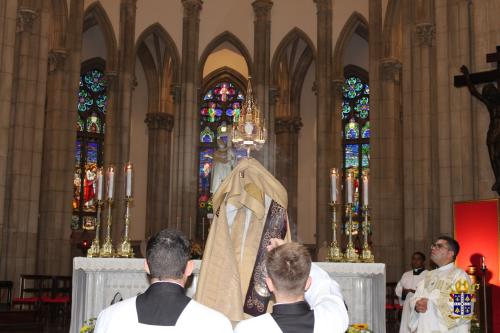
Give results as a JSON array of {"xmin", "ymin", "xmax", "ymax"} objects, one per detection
[{"xmin": 454, "ymin": 46, "xmax": 500, "ymax": 194}]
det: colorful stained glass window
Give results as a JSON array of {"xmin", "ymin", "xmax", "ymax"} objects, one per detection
[
  {"xmin": 72, "ymin": 66, "xmax": 107, "ymax": 230},
  {"xmin": 341, "ymin": 72, "xmax": 369, "ymax": 237},
  {"xmin": 198, "ymin": 80, "xmax": 245, "ymax": 239}
]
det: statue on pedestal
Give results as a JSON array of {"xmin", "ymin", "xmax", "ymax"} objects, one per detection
[{"xmin": 210, "ymin": 138, "xmax": 235, "ymax": 194}]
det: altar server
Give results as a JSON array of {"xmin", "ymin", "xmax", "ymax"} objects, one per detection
[
  {"xmin": 395, "ymin": 251, "xmax": 427, "ymax": 333},
  {"xmin": 409, "ymin": 236, "xmax": 472, "ymax": 333},
  {"xmin": 234, "ymin": 239, "xmax": 349, "ymax": 333},
  {"xmin": 94, "ymin": 229, "xmax": 232, "ymax": 333}
]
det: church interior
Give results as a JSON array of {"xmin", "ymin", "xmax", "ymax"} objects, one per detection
[{"xmin": 1, "ymin": 0, "xmax": 500, "ymax": 332}]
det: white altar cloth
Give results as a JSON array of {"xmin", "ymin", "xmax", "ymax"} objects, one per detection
[{"xmin": 70, "ymin": 258, "xmax": 385, "ymax": 333}]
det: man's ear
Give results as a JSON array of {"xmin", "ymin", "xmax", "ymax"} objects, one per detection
[
  {"xmin": 266, "ymin": 277, "xmax": 275, "ymax": 293},
  {"xmin": 184, "ymin": 260, "xmax": 194, "ymax": 277},
  {"xmin": 304, "ymin": 276, "xmax": 312, "ymax": 292},
  {"xmin": 144, "ymin": 260, "xmax": 150, "ymax": 275}
]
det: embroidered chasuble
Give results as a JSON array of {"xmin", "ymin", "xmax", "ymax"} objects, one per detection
[{"xmin": 195, "ymin": 158, "xmax": 291, "ymax": 322}]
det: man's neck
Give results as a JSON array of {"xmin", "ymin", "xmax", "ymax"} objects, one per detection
[
  {"xmin": 274, "ymin": 294, "xmax": 305, "ymax": 305},
  {"xmin": 150, "ymin": 278, "xmax": 185, "ymax": 287},
  {"xmin": 437, "ymin": 261, "xmax": 454, "ymax": 269}
]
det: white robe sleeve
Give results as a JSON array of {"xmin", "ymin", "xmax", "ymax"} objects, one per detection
[{"xmin": 305, "ymin": 264, "xmax": 349, "ymax": 333}]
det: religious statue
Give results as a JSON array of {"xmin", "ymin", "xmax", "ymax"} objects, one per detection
[
  {"xmin": 210, "ymin": 138, "xmax": 235, "ymax": 194},
  {"xmin": 460, "ymin": 65, "xmax": 500, "ymax": 194}
]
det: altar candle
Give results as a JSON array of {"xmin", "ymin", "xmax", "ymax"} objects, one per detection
[
  {"xmin": 107, "ymin": 166, "xmax": 115, "ymax": 200},
  {"xmin": 330, "ymin": 168, "xmax": 338, "ymax": 202},
  {"xmin": 189, "ymin": 216, "xmax": 192, "ymax": 239},
  {"xmin": 346, "ymin": 171, "xmax": 353, "ymax": 204},
  {"xmin": 362, "ymin": 171, "xmax": 369, "ymax": 206},
  {"xmin": 96, "ymin": 168, "xmax": 104, "ymax": 201},
  {"xmin": 125, "ymin": 162, "xmax": 133, "ymax": 197}
]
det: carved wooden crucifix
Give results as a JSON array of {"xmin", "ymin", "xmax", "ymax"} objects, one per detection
[{"xmin": 454, "ymin": 46, "xmax": 500, "ymax": 194}]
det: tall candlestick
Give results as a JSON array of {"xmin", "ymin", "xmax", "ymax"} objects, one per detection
[
  {"xmin": 125, "ymin": 162, "xmax": 133, "ymax": 197},
  {"xmin": 346, "ymin": 171, "xmax": 353, "ymax": 204},
  {"xmin": 202, "ymin": 217, "xmax": 205, "ymax": 242},
  {"xmin": 362, "ymin": 171, "xmax": 369, "ymax": 206},
  {"xmin": 189, "ymin": 216, "xmax": 192, "ymax": 239},
  {"xmin": 107, "ymin": 166, "xmax": 115, "ymax": 200},
  {"xmin": 96, "ymin": 168, "xmax": 104, "ymax": 201},
  {"xmin": 330, "ymin": 168, "xmax": 338, "ymax": 202},
  {"xmin": 176, "ymin": 216, "xmax": 180, "ymax": 230}
]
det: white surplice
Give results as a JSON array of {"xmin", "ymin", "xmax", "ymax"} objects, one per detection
[
  {"xmin": 395, "ymin": 269, "xmax": 428, "ymax": 333},
  {"xmin": 408, "ymin": 263, "xmax": 472, "ymax": 333},
  {"xmin": 234, "ymin": 263, "xmax": 349, "ymax": 333},
  {"xmin": 94, "ymin": 297, "xmax": 233, "ymax": 333}
]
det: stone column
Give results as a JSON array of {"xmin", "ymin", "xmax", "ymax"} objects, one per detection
[
  {"xmin": 314, "ymin": 0, "xmax": 333, "ymax": 249},
  {"xmin": 401, "ymin": 0, "xmax": 439, "ymax": 260},
  {"xmin": 275, "ymin": 117, "xmax": 302, "ymax": 239},
  {"xmin": 252, "ymin": 0, "xmax": 273, "ymax": 169},
  {"xmin": 0, "ymin": 1, "xmax": 50, "ymax": 284},
  {"xmin": 170, "ymin": 0, "xmax": 202, "ymax": 236},
  {"xmin": 0, "ymin": 0, "xmax": 19, "ymax": 279},
  {"xmin": 104, "ymin": 0, "xmax": 137, "ymax": 244},
  {"xmin": 145, "ymin": 113, "xmax": 174, "ymax": 237},
  {"xmin": 37, "ymin": 0, "xmax": 84, "ymax": 276}
]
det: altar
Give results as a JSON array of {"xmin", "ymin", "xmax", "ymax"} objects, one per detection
[{"xmin": 70, "ymin": 258, "xmax": 385, "ymax": 333}]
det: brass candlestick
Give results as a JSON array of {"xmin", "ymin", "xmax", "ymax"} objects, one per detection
[
  {"xmin": 99, "ymin": 198, "xmax": 114, "ymax": 257},
  {"xmin": 360, "ymin": 205, "xmax": 374, "ymax": 262},
  {"xmin": 87, "ymin": 200, "xmax": 104, "ymax": 257},
  {"xmin": 344, "ymin": 203, "xmax": 359, "ymax": 262},
  {"xmin": 327, "ymin": 202, "xmax": 343, "ymax": 262},
  {"xmin": 116, "ymin": 197, "xmax": 134, "ymax": 258}
]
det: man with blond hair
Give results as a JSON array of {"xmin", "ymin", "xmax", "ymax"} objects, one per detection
[{"xmin": 234, "ymin": 239, "xmax": 349, "ymax": 333}]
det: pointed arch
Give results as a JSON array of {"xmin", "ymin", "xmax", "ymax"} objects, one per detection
[
  {"xmin": 382, "ymin": 0, "xmax": 402, "ymax": 59},
  {"xmin": 135, "ymin": 23, "xmax": 181, "ymax": 85},
  {"xmin": 83, "ymin": 1, "xmax": 117, "ymax": 70},
  {"xmin": 202, "ymin": 67, "xmax": 248, "ymax": 93},
  {"xmin": 271, "ymin": 27, "xmax": 315, "ymax": 118},
  {"xmin": 199, "ymin": 31, "xmax": 252, "ymax": 81},
  {"xmin": 333, "ymin": 11, "xmax": 369, "ymax": 78},
  {"xmin": 49, "ymin": 0, "xmax": 68, "ymax": 49}
]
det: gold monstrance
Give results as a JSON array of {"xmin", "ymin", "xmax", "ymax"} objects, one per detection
[{"xmin": 231, "ymin": 77, "xmax": 267, "ymax": 156}]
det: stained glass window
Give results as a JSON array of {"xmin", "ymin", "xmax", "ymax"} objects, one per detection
[
  {"xmin": 198, "ymin": 81, "xmax": 245, "ymax": 239},
  {"xmin": 342, "ymin": 72, "xmax": 369, "ymax": 236},
  {"xmin": 72, "ymin": 67, "xmax": 107, "ymax": 230}
]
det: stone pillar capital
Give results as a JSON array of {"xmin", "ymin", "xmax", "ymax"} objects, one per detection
[
  {"xmin": 314, "ymin": 0, "xmax": 332, "ymax": 12},
  {"xmin": 182, "ymin": 0, "xmax": 203, "ymax": 16},
  {"xmin": 275, "ymin": 117, "xmax": 303, "ymax": 134},
  {"xmin": 332, "ymin": 78, "xmax": 344, "ymax": 94},
  {"xmin": 380, "ymin": 58, "xmax": 402, "ymax": 82},
  {"xmin": 252, "ymin": 0, "xmax": 273, "ymax": 19},
  {"xmin": 17, "ymin": 7, "xmax": 38, "ymax": 32},
  {"xmin": 104, "ymin": 71, "xmax": 118, "ymax": 85},
  {"xmin": 48, "ymin": 48, "xmax": 67, "ymax": 73},
  {"xmin": 145, "ymin": 112, "xmax": 175, "ymax": 131},
  {"xmin": 415, "ymin": 23, "xmax": 435, "ymax": 47}
]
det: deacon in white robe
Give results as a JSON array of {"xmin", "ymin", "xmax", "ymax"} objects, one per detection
[
  {"xmin": 234, "ymin": 241, "xmax": 348, "ymax": 333},
  {"xmin": 409, "ymin": 237, "xmax": 472, "ymax": 333},
  {"xmin": 94, "ymin": 229, "xmax": 233, "ymax": 333},
  {"xmin": 395, "ymin": 252, "xmax": 428, "ymax": 333}
]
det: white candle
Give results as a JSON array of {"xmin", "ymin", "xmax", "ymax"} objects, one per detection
[
  {"xmin": 346, "ymin": 171, "xmax": 353, "ymax": 204},
  {"xmin": 330, "ymin": 168, "xmax": 338, "ymax": 202},
  {"xmin": 362, "ymin": 171, "xmax": 369, "ymax": 206},
  {"xmin": 97, "ymin": 168, "xmax": 103, "ymax": 201},
  {"xmin": 107, "ymin": 166, "xmax": 115, "ymax": 200},
  {"xmin": 202, "ymin": 217, "xmax": 205, "ymax": 241},
  {"xmin": 189, "ymin": 216, "xmax": 192, "ymax": 239},
  {"xmin": 125, "ymin": 162, "xmax": 133, "ymax": 197},
  {"xmin": 176, "ymin": 216, "xmax": 180, "ymax": 230}
]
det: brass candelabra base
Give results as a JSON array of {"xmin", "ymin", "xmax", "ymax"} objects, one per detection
[
  {"xmin": 327, "ymin": 242, "xmax": 343, "ymax": 262},
  {"xmin": 99, "ymin": 238, "xmax": 115, "ymax": 257},
  {"xmin": 87, "ymin": 240, "xmax": 100, "ymax": 258},
  {"xmin": 116, "ymin": 240, "xmax": 134, "ymax": 258},
  {"xmin": 344, "ymin": 243, "xmax": 359, "ymax": 262},
  {"xmin": 361, "ymin": 246, "xmax": 374, "ymax": 263}
]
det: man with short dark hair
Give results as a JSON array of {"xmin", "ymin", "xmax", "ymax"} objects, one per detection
[
  {"xmin": 94, "ymin": 229, "xmax": 232, "ymax": 333},
  {"xmin": 395, "ymin": 251, "xmax": 427, "ymax": 333},
  {"xmin": 408, "ymin": 236, "xmax": 472, "ymax": 333},
  {"xmin": 234, "ymin": 239, "xmax": 348, "ymax": 333}
]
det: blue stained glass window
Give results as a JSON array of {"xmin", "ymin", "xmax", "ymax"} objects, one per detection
[
  {"xmin": 73, "ymin": 66, "xmax": 107, "ymax": 230},
  {"xmin": 341, "ymin": 71, "xmax": 369, "ymax": 237},
  {"xmin": 362, "ymin": 121, "xmax": 370, "ymax": 138},
  {"xmin": 198, "ymin": 80, "xmax": 245, "ymax": 238}
]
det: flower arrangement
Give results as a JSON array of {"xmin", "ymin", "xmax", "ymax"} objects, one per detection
[
  {"xmin": 80, "ymin": 318, "xmax": 96, "ymax": 333},
  {"xmin": 347, "ymin": 323, "xmax": 372, "ymax": 333}
]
